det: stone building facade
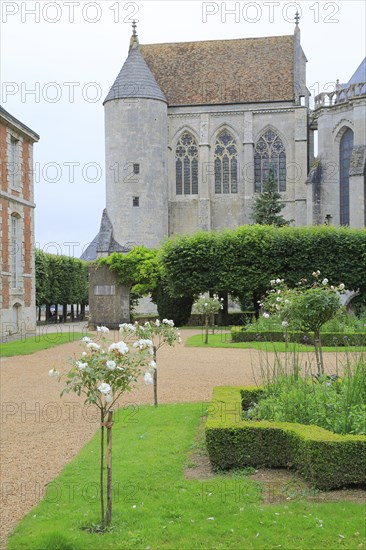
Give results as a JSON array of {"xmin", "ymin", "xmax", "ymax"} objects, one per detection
[
  {"xmin": 0, "ymin": 107, "xmax": 39, "ymax": 335},
  {"xmin": 81, "ymin": 21, "xmax": 365, "ymax": 261},
  {"xmin": 308, "ymin": 58, "xmax": 366, "ymax": 228}
]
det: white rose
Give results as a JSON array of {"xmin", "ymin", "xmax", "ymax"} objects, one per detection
[
  {"xmin": 82, "ymin": 336, "xmax": 92, "ymax": 343},
  {"xmin": 144, "ymin": 372, "xmax": 154, "ymax": 385},
  {"xmin": 86, "ymin": 342, "xmax": 101, "ymax": 351},
  {"xmin": 263, "ymin": 312, "xmax": 270, "ymax": 318},
  {"xmin": 76, "ymin": 361, "xmax": 88, "ymax": 370},
  {"xmin": 108, "ymin": 341, "xmax": 129, "ymax": 355},
  {"xmin": 48, "ymin": 368, "xmax": 59, "ymax": 377},
  {"xmin": 133, "ymin": 339, "xmax": 153, "ymax": 350},
  {"xmin": 322, "ymin": 278, "xmax": 328, "ymax": 285},
  {"xmin": 98, "ymin": 383, "xmax": 111, "ymax": 394},
  {"xmin": 338, "ymin": 283, "xmax": 345, "ymax": 291},
  {"xmin": 97, "ymin": 326, "xmax": 109, "ymax": 334},
  {"xmin": 106, "ymin": 360, "xmax": 116, "ymax": 370}
]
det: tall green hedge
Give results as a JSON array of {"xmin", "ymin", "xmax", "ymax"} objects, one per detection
[
  {"xmin": 35, "ymin": 250, "xmax": 88, "ymax": 309},
  {"xmin": 160, "ymin": 226, "xmax": 366, "ymax": 302},
  {"xmin": 205, "ymin": 386, "xmax": 366, "ymax": 489}
]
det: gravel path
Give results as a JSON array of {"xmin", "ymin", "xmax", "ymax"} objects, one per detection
[{"xmin": 0, "ymin": 329, "xmax": 343, "ymax": 548}]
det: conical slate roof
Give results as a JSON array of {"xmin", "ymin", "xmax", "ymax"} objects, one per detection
[{"xmin": 104, "ymin": 45, "xmax": 167, "ymax": 104}]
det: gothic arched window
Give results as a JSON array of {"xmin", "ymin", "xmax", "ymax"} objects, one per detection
[
  {"xmin": 214, "ymin": 130, "xmax": 238, "ymax": 194},
  {"xmin": 254, "ymin": 130, "xmax": 286, "ymax": 192},
  {"xmin": 339, "ymin": 128, "xmax": 354, "ymax": 226},
  {"xmin": 175, "ymin": 132, "xmax": 198, "ymax": 195}
]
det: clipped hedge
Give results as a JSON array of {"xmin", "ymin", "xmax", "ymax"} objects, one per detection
[
  {"xmin": 205, "ymin": 386, "xmax": 366, "ymax": 489},
  {"xmin": 231, "ymin": 328, "xmax": 366, "ymax": 347}
]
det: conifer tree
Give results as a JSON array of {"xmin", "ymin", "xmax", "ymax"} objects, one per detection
[{"xmin": 251, "ymin": 166, "xmax": 290, "ymax": 226}]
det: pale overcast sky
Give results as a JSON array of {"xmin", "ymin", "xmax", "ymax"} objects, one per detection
[{"xmin": 1, "ymin": 0, "xmax": 365, "ymax": 256}]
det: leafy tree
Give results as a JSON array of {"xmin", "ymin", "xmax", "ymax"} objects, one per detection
[
  {"xmin": 262, "ymin": 272, "xmax": 343, "ymax": 373},
  {"xmin": 251, "ymin": 167, "xmax": 291, "ymax": 226},
  {"xmin": 193, "ymin": 295, "xmax": 224, "ymax": 344},
  {"xmin": 99, "ymin": 246, "xmax": 160, "ymax": 308}
]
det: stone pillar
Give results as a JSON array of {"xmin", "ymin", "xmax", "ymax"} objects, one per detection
[
  {"xmin": 88, "ymin": 265, "xmax": 130, "ymax": 329},
  {"xmin": 243, "ymin": 111, "xmax": 254, "ymax": 222},
  {"xmin": 198, "ymin": 113, "xmax": 211, "ymax": 230},
  {"xmin": 294, "ymin": 107, "xmax": 308, "ymax": 225},
  {"xmin": 349, "ymin": 145, "xmax": 366, "ymax": 228}
]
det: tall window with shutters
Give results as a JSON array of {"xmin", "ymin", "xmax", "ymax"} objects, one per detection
[{"xmin": 11, "ymin": 214, "xmax": 21, "ymax": 289}]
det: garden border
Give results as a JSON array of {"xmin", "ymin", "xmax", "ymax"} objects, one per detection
[
  {"xmin": 231, "ymin": 329, "xmax": 366, "ymax": 346},
  {"xmin": 205, "ymin": 386, "xmax": 366, "ymax": 489}
]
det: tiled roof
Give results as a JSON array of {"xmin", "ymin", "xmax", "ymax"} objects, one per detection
[
  {"xmin": 347, "ymin": 57, "xmax": 366, "ymax": 86},
  {"xmin": 104, "ymin": 46, "xmax": 167, "ymax": 104},
  {"xmin": 139, "ymin": 35, "xmax": 295, "ymax": 106}
]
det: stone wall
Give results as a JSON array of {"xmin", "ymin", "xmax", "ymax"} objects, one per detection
[{"xmin": 88, "ymin": 264, "xmax": 130, "ymax": 329}]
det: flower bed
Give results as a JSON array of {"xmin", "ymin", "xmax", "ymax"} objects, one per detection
[{"xmin": 205, "ymin": 386, "xmax": 366, "ymax": 490}]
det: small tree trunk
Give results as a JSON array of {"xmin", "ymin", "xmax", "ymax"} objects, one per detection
[
  {"xmin": 106, "ymin": 410, "xmax": 113, "ymax": 526},
  {"xmin": 71, "ymin": 304, "xmax": 75, "ymax": 322},
  {"xmin": 153, "ymin": 346, "xmax": 158, "ymax": 407},
  {"xmin": 217, "ymin": 291, "xmax": 228, "ymax": 326},
  {"xmin": 76, "ymin": 303, "xmax": 80, "ymax": 317},
  {"xmin": 204, "ymin": 315, "xmax": 209, "ymax": 344},
  {"xmin": 55, "ymin": 304, "xmax": 58, "ymax": 323},
  {"xmin": 38, "ymin": 306, "xmax": 41, "ymax": 322},
  {"xmin": 314, "ymin": 330, "xmax": 324, "ymax": 374},
  {"xmin": 63, "ymin": 304, "xmax": 67, "ymax": 323},
  {"xmin": 100, "ymin": 411, "xmax": 105, "ymax": 530},
  {"xmin": 46, "ymin": 304, "xmax": 51, "ymax": 322}
]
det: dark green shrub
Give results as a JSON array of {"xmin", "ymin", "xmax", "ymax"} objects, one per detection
[
  {"xmin": 153, "ymin": 284, "xmax": 193, "ymax": 326},
  {"xmin": 205, "ymin": 386, "xmax": 366, "ymax": 489}
]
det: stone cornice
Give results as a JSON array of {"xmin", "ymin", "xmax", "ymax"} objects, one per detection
[{"xmin": 0, "ymin": 191, "xmax": 35, "ymax": 208}]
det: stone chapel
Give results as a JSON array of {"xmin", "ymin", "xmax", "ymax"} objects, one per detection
[{"xmin": 83, "ymin": 18, "xmax": 366, "ymax": 260}]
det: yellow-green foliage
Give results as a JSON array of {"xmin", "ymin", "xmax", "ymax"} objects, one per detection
[{"xmin": 205, "ymin": 386, "xmax": 366, "ymax": 489}]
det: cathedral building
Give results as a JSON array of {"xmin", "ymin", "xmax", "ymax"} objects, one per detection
[{"xmin": 83, "ymin": 19, "xmax": 365, "ymax": 260}]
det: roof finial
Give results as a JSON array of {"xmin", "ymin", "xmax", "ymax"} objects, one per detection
[
  {"xmin": 129, "ymin": 19, "xmax": 139, "ymax": 51},
  {"xmin": 295, "ymin": 10, "xmax": 300, "ymax": 25}
]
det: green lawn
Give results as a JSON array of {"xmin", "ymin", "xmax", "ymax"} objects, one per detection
[
  {"xmin": 8, "ymin": 403, "xmax": 364, "ymax": 549},
  {"xmin": 0, "ymin": 332, "xmax": 89, "ymax": 357},
  {"xmin": 185, "ymin": 333, "xmax": 366, "ymax": 353}
]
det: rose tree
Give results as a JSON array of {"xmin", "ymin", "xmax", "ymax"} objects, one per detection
[
  {"xmin": 49, "ymin": 326, "xmax": 154, "ymax": 530},
  {"xmin": 262, "ymin": 273, "xmax": 343, "ymax": 373},
  {"xmin": 119, "ymin": 319, "xmax": 181, "ymax": 406},
  {"xmin": 193, "ymin": 295, "xmax": 224, "ymax": 344}
]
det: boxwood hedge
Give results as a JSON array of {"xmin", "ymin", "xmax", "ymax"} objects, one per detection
[
  {"xmin": 230, "ymin": 329, "xmax": 366, "ymax": 347},
  {"xmin": 205, "ymin": 386, "xmax": 366, "ymax": 489}
]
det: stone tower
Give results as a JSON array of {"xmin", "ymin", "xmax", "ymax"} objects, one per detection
[{"xmin": 103, "ymin": 24, "xmax": 168, "ymax": 251}]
